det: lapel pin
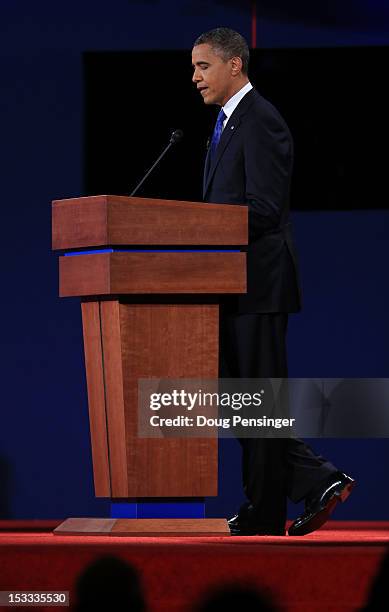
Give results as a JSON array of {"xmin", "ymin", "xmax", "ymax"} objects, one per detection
[{"xmin": 230, "ymin": 125, "xmax": 235, "ymax": 130}]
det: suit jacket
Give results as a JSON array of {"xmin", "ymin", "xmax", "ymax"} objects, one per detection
[{"xmin": 203, "ymin": 88, "xmax": 302, "ymax": 314}]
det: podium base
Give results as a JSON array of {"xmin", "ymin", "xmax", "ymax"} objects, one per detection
[{"xmin": 53, "ymin": 518, "xmax": 230, "ymax": 537}]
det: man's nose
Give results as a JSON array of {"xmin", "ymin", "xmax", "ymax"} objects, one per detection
[{"xmin": 192, "ymin": 68, "xmax": 201, "ymax": 83}]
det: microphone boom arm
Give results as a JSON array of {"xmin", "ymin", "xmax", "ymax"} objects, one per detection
[{"xmin": 130, "ymin": 129, "xmax": 183, "ymax": 197}]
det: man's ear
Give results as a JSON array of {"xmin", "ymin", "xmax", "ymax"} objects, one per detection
[{"xmin": 230, "ymin": 56, "xmax": 243, "ymax": 75}]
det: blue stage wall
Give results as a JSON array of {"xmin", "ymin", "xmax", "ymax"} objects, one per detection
[{"xmin": 1, "ymin": 1, "xmax": 389, "ymax": 520}]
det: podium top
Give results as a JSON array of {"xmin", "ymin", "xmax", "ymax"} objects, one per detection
[{"xmin": 52, "ymin": 195, "xmax": 248, "ymax": 250}]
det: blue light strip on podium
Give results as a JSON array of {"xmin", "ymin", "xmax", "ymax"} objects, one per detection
[
  {"xmin": 110, "ymin": 501, "xmax": 205, "ymax": 519},
  {"xmin": 64, "ymin": 249, "xmax": 240, "ymax": 255}
]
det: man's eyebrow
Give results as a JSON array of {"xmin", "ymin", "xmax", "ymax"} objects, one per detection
[{"xmin": 192, "ymin": 61, "xmax": 210, "ymax": 67}]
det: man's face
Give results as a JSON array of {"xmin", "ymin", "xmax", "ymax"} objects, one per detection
[{"xmin": 192, "ymin": 43, "xmax": 235, "ymax": 106}]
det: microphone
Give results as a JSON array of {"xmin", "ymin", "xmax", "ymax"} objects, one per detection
[
  {"xmin": 130, "ymin": 129, "xmax": 183, "ymax": 197},
  {"xmin": 169, "ymin": 129, "xmax": 183, "ymax": 144}
]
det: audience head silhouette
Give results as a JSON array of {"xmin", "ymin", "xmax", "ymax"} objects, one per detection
[
  {"xmin": 195, "ymin": 584, "xmax": 277, "ymax": 612},
  {"xmin": 362, "ymin": 549, "xmax": 389, "ymax": 611},
  {"xmin": 74, "ymin": 555, "xmax": 145, "ymax": 612}
]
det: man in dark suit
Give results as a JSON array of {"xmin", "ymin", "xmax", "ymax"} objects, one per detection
[{"xmin": 192, "ymin": 27, "xmax": 355, "ymax": 536}]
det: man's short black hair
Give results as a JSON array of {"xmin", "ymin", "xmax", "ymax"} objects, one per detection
[{"xmin": 194, "ymin": 27, "xmax": 250, "ymax": 75}]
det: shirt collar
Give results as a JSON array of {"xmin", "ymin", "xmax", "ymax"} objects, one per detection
[{"xmin": 222, "ymin": 82, "xmax": 253, "ymax": 122}]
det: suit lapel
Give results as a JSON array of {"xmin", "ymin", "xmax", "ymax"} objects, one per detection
[
  {"xmin": 203, "ymin": 145, "xmax": 211, "ymax": 196},
  {"xmin": 203, "ymin": 89, "xmax": 257, "ymax": 199}
]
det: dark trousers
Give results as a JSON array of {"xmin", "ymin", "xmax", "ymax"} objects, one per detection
[{"xmin": 219, "ymin": 310, "xmax": 336, "ymax": 525}]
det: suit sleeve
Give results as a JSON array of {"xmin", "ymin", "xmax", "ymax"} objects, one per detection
[{"xmin": 243, "ymin": 108, "xmax": 293, "ymax": 240}]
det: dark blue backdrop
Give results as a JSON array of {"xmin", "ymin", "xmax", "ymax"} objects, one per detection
[{"xmin": 1, "ymin": 0, "xmax": 389, "ymax": 520}]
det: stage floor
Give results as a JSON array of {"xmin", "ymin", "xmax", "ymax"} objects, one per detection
[{"xmin": 1, "ymin": 520, "xmax": 388, "ymax": 611}]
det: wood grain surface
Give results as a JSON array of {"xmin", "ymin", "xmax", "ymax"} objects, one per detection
[
  {"xmin": 81, "ymin": 302, "xmax": 111, "ymax": 496},
  {"xmin": 82, "ymin": 302, "xmax": 219, "ymax": 497},
  {"xmin": 100, "ymin": 301, "xmax": 129, "ymax": 497},
  {"xmin": 118, "ymin": 303, "xmax": 218, "ymax": 497},
  {"xmin": 52, "ymin": 195, "xmax": 248, "ymax": 249},
  {"xmin": 59, "ymin": 251, "xmax": 246, "ymax": 297},
  {"xmin": 53, "ymin": 517, "xmax": 230, "ymax": 536}
]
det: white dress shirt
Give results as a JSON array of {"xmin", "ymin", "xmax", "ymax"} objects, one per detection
[{"xmin": 222, "ymin": 81, "xmax": 253, "ymax": 129}]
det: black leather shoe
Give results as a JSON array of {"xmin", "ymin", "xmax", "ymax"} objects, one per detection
[
  {"xmin": 228, "ymin": 514, "xmax": 285, "ymax": 536},
  {"xmin": 288, "ymin": 471, "xmax": 356, "ymax": 536}
]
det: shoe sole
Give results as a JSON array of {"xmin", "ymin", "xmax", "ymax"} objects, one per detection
[
  {"xmin": 229, "ymin": 525, "xmax": 286, "ymax": 536},
  {"xmin": 230, "ymin": 531, "xmax": 285, "ymax": 536},
  {"xmin": 288, "ymin": 480, "xmax": 356, "ymax": 536}
]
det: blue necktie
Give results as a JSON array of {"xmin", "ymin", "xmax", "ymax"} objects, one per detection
[{"xmin": 209, "ymin": 108, "xmax": 226, "ymax": 160}]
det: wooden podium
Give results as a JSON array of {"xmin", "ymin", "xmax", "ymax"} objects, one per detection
[{"xmin": 52, "ymin": 195, "xmax": 247, "ymax": 536}]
